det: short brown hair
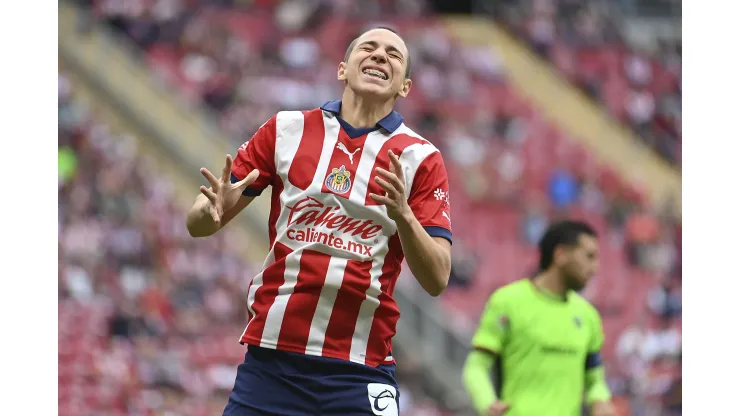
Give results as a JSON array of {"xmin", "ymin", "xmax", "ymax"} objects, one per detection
[
  {"xmin": 343, "ymin": 26, "xmax": 411, "ymax": 79},
  {"xmin": 538, "ymin": 220, "xmax": 598, "ymax": 271}
]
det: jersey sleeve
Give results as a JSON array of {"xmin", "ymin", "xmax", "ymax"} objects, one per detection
[
  {"xmin": 585, "ymin": 308, "xmax": 606, "ymax": 370},
  {"xmin": 407, "ymin": 151, "xmax": 452, "ymax": 244},
  {"xmin": 230, "ymin": 115, "xmax": 277, "ymax": 196},
  {"xmin": 585, "ymin": 309, "xmax": 612, "ymax": 403},
  {"xmin": 471, "ymin": 291, "xmax": 510, "ymax": 354}
]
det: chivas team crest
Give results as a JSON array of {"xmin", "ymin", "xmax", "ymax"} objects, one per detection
[{"xmin": 325, "ymin": 165, "xmax": 352, "ymax": 194}]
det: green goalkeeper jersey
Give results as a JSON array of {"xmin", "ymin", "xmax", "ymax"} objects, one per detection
[{"xmin": 471, "ymin": 279, "xmax": 605, "ymax": 416}]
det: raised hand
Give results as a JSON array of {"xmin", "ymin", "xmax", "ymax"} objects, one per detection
[
  {"xmin": 199, "ymin": 154, "xmax": 259, "ymax": 226},
  {"xmin": 369, "ymin": 150, "xmax": 412, "ymax": 223}
]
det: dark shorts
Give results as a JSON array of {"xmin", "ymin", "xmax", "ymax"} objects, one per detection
[{"xmin": 223, "ymin": 345, "xmax": 400, "ymax": 416}]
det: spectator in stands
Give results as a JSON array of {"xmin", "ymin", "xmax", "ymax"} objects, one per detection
[
  {"xmin": 579, "ymin": 178, "xmax": 607, "ymax": 214},
  {"xmin": 662, "ymin": 357, "xmax": 682, "ymax": 416},
  {"xmin": 643, "ymin": 318, "xmax": 681, "ymax": 362},
  {"xmin": 497, "ymin": 0, "xmax": 681, "ymax": 166},
  {"xmin": 644, "ymin": 354, "xmax": 681, "ymax": 416},
  {"xmin": 521, "ymin": 200, "xmax": 548, "ymax": 246},
  {"xmin": 624, "ymin": 52, "xmax": 652, "ymax": 87},
  {"xmin": 605, "ymin": 192, "xmax": 633, "ymax": 232},
  {"xmin": 624, "ymin": 207, "xmax": 660, "ymax": 267},
  {"xmin": 616, "ymin": 314, "xmax": 651, "ymax": 371},
  {"xmin": 625, "ymin": 86, "xmax": 656, "ymax": 135},
  {"xmin": 526, "ymin": 0, "xmax": 556, "ymax": 58},
  {"xmin": 548, "ymin": 168, "xmax": 579, "ymax": 211},
  {"xmin": 647, "ymin": 277, "xmax": 681, "ymax": 319},
  {"xmin": 445, "ymin": 125, "xmax": 489, "ymax": 202}
]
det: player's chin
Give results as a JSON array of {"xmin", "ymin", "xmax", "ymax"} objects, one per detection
[{"xmin": 353, "ymin": 80, "xmax": 392, "ymax": 97}]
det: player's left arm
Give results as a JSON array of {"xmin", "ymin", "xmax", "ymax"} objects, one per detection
[
  {"xmin": 585, "ymin": 310, "xmax": 615, "ymax": 416},
  {"xmin": 371, "ymin": 150, "xmax": 451, "ymax": 296}
]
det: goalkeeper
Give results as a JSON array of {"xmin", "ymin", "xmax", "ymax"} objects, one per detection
[{"xmin": 462, "ymin": 221, "xmax": 615, "ymax": 416}]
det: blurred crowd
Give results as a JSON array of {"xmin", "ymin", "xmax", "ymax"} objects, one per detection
[
  {"xmin": 60, "ymin": 72, "xmax": 248, "ymax": 415},
  {"xmin": 63, "ymin": 0, "xmax": 681, "ymax": 414},
  {"xmin": 497, "ymin": 0, "xmax": 682, "ymax": 166}
]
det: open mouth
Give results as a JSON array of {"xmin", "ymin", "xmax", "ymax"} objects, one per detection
[{"xmin": 362, "ymin": 68, "xmax": 388, "ymax": 80}]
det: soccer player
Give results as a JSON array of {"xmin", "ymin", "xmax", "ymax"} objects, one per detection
[
  {"xmin": 462, "ymin": 221, "xmax": 615, "ymax": 416},
  {"xmin": 186, "ymin": 27, "xmax": 452, "ymax": 416}
]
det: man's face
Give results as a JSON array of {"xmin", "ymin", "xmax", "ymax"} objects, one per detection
[
  {"xmin": 559, "ymin": 234, "xmax": 600, "ymax": 292},
  {"xmin": 338, "ymin": 29, "xmax": 412, "ymax": 101}
]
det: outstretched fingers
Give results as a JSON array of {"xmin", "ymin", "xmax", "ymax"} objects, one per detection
[
  {"xmin": 374, "ymin": 176, "xmax": 400, "ymax": 199},
  {"xmin": 221, "ymin": 154, "xmax": 234, "ymax": 184},
  {"xmin": 200, "ymin": 167, "xmax": 220, "ymax": 189},
  {"xmin": 200, "ymin": 186, "xmax": 218, "ymax": 204},
  {"xmin": 375, "ymin": 167, "xmax": 404, "ymax": 193},
  {"xmin": 388, "ymin": 150, "xmax": 404, "ymax": 182},
  {"xmin": 369, "ymin": 193, "xmax": 394, "ymax": 206}
]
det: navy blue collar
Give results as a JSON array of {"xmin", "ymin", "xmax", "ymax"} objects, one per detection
[{"xmin": 320, "ymin": 100, "xmax": 404, "ymax": 133}]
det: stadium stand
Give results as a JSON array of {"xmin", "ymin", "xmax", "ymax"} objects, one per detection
[
  {"xmin": 60, "ymin": 0, "xmax": 681, "ymax": 414},
  {"xmin": 497, "ymin": 0, "xmax": 682, "ymax": 167}
]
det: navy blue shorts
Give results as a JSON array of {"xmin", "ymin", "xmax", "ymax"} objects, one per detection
[{"xmin": 223, "ymin": 345, "xmax": 400, "ymax": 416}]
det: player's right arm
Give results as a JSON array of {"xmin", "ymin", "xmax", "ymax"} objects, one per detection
[
  {"xmin": 463, "ymin": 290, "xmax": 510, "ymax": 416},
  {"xmin": 186, "ymin": 187, "xmax": 256, "ymax": 237},
  {"xmin": 186, "ymin": 116, "xmax": 277, "ymax": 237}
]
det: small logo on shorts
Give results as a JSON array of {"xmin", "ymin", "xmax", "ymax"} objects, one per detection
[
  {"xmin": 573, "ymin": 316, "xmax": 582, "ymax": 328},
  {"xmin": 325, "ymin": 165, "xmax": 352, "ymax": 194},
  {"xmin": 367, "ymin": 383, "xmax": 398, "ymax": 416}
]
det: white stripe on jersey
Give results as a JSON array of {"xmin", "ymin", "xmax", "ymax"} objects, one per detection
[
  {"xmin": 260, "ymin": 250, "xmax": 303, "ymax": 347},
  {"xmin": 393, "ymin": 125, "xmax": 438, "ymax": 199},
  {"xmin": 400, "ymin": 143, "xmax": 438, "ymax": 199},
  {"xmin": 304, "ymin": 256, "xmax": 349, "ymax": 356},
  {"xmin": 349, "ymin": 250, "xmax": 388, "ymax": 364},
  {"xmin": 274, "ymin": 111, "xmax": 305, "ymax": 174},
  {"xmin": 349, "ymin": 129, "xmax": 395, "ymax": 203},
  {"xmin": 242, "ymin": 249, "xmax": 275, "ymax": 338},
  {"xmin": 310, "ymin": 115, "xmax": 342, "ymax": 192}
]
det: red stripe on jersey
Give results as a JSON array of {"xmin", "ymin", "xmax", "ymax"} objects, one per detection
[
  {"xmin": 321, "ymin": 259, "xmax": 373, "ymax": 360},
  {"xmin": 364, "ymin": 234, "xmax": 403, "ymax": 366},
  {"xmin": 320, "ymin": 132, "xmax": 368, "ymax": 198},
  {"xmin": 287, "ymin": 110, "xmax": 326, "ymax": 190},
  {"xmin": 365, "ymin": 134, "xmax": 430, "ymax": 205},
  {"xmin": 268, "ymin": 176, "xmax": 284, "ymax": 249},
  {"xmin": 241, "ymin": 242, "xmax": 292, "ymax": 344},
  {"xmin": 276, "ymin": 250, "xmax": 332, "ymax": 351},
  {"xmin": 384, "ymin": 239, "xmax": 402, "ymax": 299}
]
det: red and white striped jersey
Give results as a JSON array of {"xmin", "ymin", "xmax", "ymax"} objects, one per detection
[{"xmin": 230, "ymin": 101, "xmax": 452, "ymax": 367}]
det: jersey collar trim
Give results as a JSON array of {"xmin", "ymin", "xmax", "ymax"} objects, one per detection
[
  {"xmin": 320, "ymin": 100, "xmax": 404, "ymax": 133},
  {"xmin": 528, "ymin": 279, "xmax": 570, "ymax": 303}
]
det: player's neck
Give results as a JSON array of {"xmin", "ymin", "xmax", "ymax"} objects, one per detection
[
  {"xmin": 532, "ymin": 271, "xmax": 568, "ymax": 300},
  {"xmin": 339, "ymin": 90, "xmax": 395, "ymax": 129}
]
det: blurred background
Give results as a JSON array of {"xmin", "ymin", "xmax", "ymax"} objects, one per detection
[{"xmin": 58, "ymin": 0, "xmax": 681, "ymax": 415}]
